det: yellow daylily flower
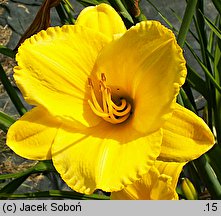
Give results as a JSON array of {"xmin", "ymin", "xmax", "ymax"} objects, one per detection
[
  {"xmin": 6, "ymin": 3, "xmax": 215, "ymax": 195},
  {"xmin": 111, "ymin": 161, "xmax": 186, "ymax": 200}
]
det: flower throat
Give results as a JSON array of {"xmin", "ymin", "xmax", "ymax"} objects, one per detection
[{"xmin": 88, "ymin": 73, "xmax": 132, "ymax": 124}]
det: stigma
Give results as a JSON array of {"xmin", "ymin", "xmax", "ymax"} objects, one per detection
[{"xmin": 88, "ymin": 73, "xmax": 132, "ymax": 124}]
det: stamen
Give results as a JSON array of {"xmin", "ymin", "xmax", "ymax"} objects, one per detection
[
  {"xmin": 107, "ymin": 89, "xmax": 131, "ymax": 117},
  {"xmin": 88, "ymin": 100, "xmax": 109, "ymax": 118},
  {"xmin": 111, "ymin": 98, "xmax": 127, "ymax": 111},
  {"xmin": 88, "ymin": 78, "xmax": 103, "ymax": 113},
  {"xmin": 105, "ymin": 91, "xmax": 117, "ymax": 122},
  {"xmin": 88, "ymin": 74, "xmax": 132, "ymax": 124},
  {"xmin": 113, "ymin": 103, "xmax": 132, "ymax": 117},
  {"xmin": 104, "ymin": 113, "xmax": 130, "ymax": 124},
  {"xmin": 106, "ymin": 88, "xmax": 131, "ymax": 117},
  {"xmin": 100, "ymin": 81, "xmax": 108, "ymax": 113}
]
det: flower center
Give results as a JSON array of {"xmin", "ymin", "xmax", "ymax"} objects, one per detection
[{"xmin": 88, "ymin": 73, "xmax": 132, "ymax": 124}]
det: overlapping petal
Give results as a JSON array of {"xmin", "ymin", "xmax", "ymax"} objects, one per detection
[
  {"xmin": 14, "ymin": 25, "xmax": 110, "ymax": 128},
  {"xmin": 76, "ymin": 3, "xmax": 126, "ymax": 38},
  {"xmin": 94, "ymin": 20, "xmax": 187, "ymax": 133},
  {"xmin": 51, "ymin": 122, "xmax": 162, "ymax": 194},
  {"xmin": 155, "ymin": 160, "xmax": 186, "ymax": 192},
  {"xmin": 111, "ymin": 161, "xmax": 185, "ymax": 200},
  {"xmin": 6, "ymin": 107, "xmax": 60, "ymax": 160},
  {"xmin": 159, "ymin": 103, "xmax": 215, "ymax": 162}
]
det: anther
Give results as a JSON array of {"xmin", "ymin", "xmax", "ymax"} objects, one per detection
[
  {"xmin": 101, "ymin": 73, "xmax": 106, "ymax": 82},
  {"xmin": 88, "ymin": 78, "xmax": 93, "ymax": 87}
]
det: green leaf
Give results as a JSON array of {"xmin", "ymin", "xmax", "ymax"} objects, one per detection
[
  {"xmin": 0, "ymin": 111, "xmax": 15, "ymax": 132},
  {"xmin": 201, "ymin": 13, "xmax": 221, "ymax": 39},
  {"xmin": 206, "ymin": 145, "xmax": 221, "ymax": 183},
  {"xmin": 177, "ymin": 0, "xmax": 198, "ymax": 48},
  {"xmin": 170, "ymin": 8, "xmax": 200, "ymax": 44},
  {"xmin": 193, "ymin": 155, "xmax": 221, "ymax": 199},
  {"xmin": 0, "ymin": 175, "xmax": 29, "ymax": 195},
  {"xmin": 179, "ymin": 88, "xmax": 196, "ymax": 113},
  {"xmin": 61, "ymin": 1, "xmax": 76, "ymax": 24},
  {"xmin": 111, "ymin": 0, "xmax": 134, "ymax": 24},
  {"xmin": 145, "ymin": 0, "xmax": 175, "ymax": 31},
  {"xmin": 33, "ymin": 160, "xmax": 55, "ymax": 172},
  {"xmin": 63, "ymin": 0, "xmax": 75, "ymax": 11},
  {"xmin": 0, "ymin": 64, "xmax": 27, "ymax": 116},
  {"xmin": 0, "ymin": 161, "xmax": 56, "ymax": 197},
  {"xmin": 207, "ymin": 15, "xmax": 220, "ymax": 61},
  {"xmin": 0, "ymin": 45, "xmax": 15, "ymax": 58},
  {"xmin": 212, "ymin": 0, "xmax": 221, "ymax": 15},
  {"xmin": 213, "ymin": 37, "xmax": 221, "ymax": 144},
  {"xmin": 0, "ymin": 161, "xmax": 55, "ymax": 181},
  {"xmin": 186, "ymin": 64, "xmax": 209, "ymax": 99},
  {"xmin": 186, "ymin": 42, "xmax": 221, "ymax": 94},
  {"xmin": 194, "ymin": 0, "xmax": 217, "ymax": 133}
]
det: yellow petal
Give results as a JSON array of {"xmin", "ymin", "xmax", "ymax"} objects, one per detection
[
  {"xmin": 111, "ymin": 166, "xmax": 159, "ymax": 200},
  {"xmin": 51, "ymin": 122, "xmax": 162, "ymax": 194},
  {"xmin": 111, "ymin": 162, "xmax": 181, "ymax": 200},
  {"xmin": 14, "ymin": 25, "xmax": 109, "ymax": 128},
  {"xmin": 95, "ymin": 20, "xmax": 187, "ymax": 133},
  {"xmin": 76, "ymin": 3, "xmax": 126, "ymax": 39},
  {"xmin": 155, "ymin": 160, "xmax": 186, "ymax": 189},
  {"xmin": 6, "ymin": 107, "xmax": 60, "ymax": 160},
  {"xmin": 150, "ymin": 174, "xmax": 176, "ymax": 200},
  {"xmin": 150, "ymin": 161, "xmax": 186, "ymax": 200},
  {"xmin": 159, "ymin": 103, "xmax": 215, "ymax": 162}
]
